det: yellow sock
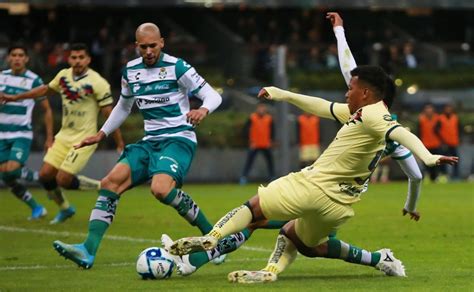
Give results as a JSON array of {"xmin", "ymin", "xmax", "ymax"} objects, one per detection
[
  {"xmin": 208, "ymin": 205, "xmax": 252, "ymax": 240},
  {"xmin": 262, "ymin": 234, "xmax": 297, "ymax": 274}
]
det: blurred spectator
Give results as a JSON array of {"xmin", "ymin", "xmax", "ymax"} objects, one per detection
[
  {"xmin": 28, "ymin": 41, "xmax": 47, "ymax": 77},
  {"xmin": 418, "ymin": 104, "xmax": 442, "ymax": 182},
  {"xmin": 305, "ymin": 47, "xmax": 324, "ymax": 71},
  {"xmin": 240, "ymin": 103, "xmax": 275, "ymax": 185},
  {"xmin": 371, "ymin": 157, "xmax": 391, "ymax": 183},
  {"xmin": 403, "ymin": 42, "xmax": 418, "ymax": 69},
  {"xmin": 325, "ymin": 44, "xmax": 338, "ymax": 69},
  {"xmin": 297, "ymin": 112, "xmax": 320, "ymax": 168},
  {"xmin": 439, "ymin": 104, "xmax": 461, "ymax": 180},
  {"xmin": 47, "ymin": 43, "xmax": 68, "ymax": 69}
]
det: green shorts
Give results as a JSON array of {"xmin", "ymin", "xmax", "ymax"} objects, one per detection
[
  {"xmin": 118, "ymin": 138, "xmax": 196, "ymax": 188},
  {"xmin": 0, "ymin": 138, "xmax": 32, "ymax": 165}
]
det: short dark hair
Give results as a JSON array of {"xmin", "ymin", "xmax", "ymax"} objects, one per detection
[
  {"xmin": 8, "ymin": 43, "xmax": 28, "ymax": 55},
  {"xmin": 350, "ymin": 65, "xmax": 395, "ymax": 107},
  {"xmin": 70, "ymin": 43, "xmax": 90, "ymax": 55}
]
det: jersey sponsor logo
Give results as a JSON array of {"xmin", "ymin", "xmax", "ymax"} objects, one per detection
[
  {"xmin": 135, "ymin": 72, "xmax": 141, "ymax": 80},
  {"xmin": 136, "ymin": 96, "xmax": 170, "ymax": 106},
  {"xmin": 133, "ymin": 83, "xmax": 140, "ymax": 93},
  {"xmin": 339, "ymin": 182, "xmax": 362, "ymax": 197}
]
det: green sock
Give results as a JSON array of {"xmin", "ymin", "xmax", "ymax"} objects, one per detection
[
  {"xmin": 327, "ymin": 237, "xmax": 381, "ymax": 267},
  {"xmin": 7, "ymin": 180, "xmax": 39, "ymax": 210},
  {"xmin": 161, "ymin": 188, "xmax": 212, "ymax": 234},
  {"xmin": 84, "ymin": 189, "xmax": 120, "ymax": 255},
  {"xmin": 261, "ymin": 220, "xmax": 288, "ymax": 229},
  {"xmin": 189, "ymin": 228, "xmax": 251, "ymax": 269}
]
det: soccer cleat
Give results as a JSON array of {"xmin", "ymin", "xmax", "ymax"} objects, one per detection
[
  {"xmin": 49, "ymin": 206, "xmax": 76, "ymax": 225},
  {"xmin": 161, "ymin": 234, "xmax": 197, "ymax": 276},
  {"xmin": 211, "ymin": 254, "xmax": 226, "ymax": 265},
  {"xmin": 78, "ymin": 175, "xmax": 101, "ymax": 190},
  {"xmin": 375, "ymin": 248, "xmax": 406, "ymax": 277},
  {"xmin": 169, "ymin": 236, "xmax": 218, "ymax": 256},
  {"xmin": 228, "ymin": 270, "xmax": 277, "ymax": 284},
  {"xmin": 29, "ymin": 205, "xmax": 47, "ymax": 220},
  {"xmin": 53, "ymin": 241, "xmax": 95, "ymax": 269}
]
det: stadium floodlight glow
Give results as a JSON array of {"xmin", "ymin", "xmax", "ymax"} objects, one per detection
[
  {"xmin": 184, "ymin": 0, "xmax": 242, "ymax": 6},
  {"xmin": 395, "ymin": 78, "xmax": 403, "ymax": 87},
  {"xmin": 406, "ymin": 85, "xmax": 418, "ymax": 95}
]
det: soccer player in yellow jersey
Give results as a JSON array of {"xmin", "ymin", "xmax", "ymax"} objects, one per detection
[
  {"xmin": 169, "ymin": 65, "xmax": 458, "ymax": 282},
  {"xmin": 0, "ymin": 43, "xmax": 124, "ymax": 224}
]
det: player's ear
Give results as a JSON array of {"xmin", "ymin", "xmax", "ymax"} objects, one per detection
[{"xmin": 160, "ymin": 37, "xmax": 165, "ymax": 49}]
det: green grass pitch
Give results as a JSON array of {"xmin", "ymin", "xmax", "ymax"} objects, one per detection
[{"xmin": 0, "ymin": 182, "xmax": 473, "ymax": 291}]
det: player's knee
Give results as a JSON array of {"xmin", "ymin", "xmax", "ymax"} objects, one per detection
[
  {"xmin": 3, "ymin": 168, "xmax": 21, "ymax": 182},
  {"xmin": 411, "ymin": 172, "xmax": 423, "ymax": 182},
  {"xmin": 151, "ymin": 184, "xmax": 172, "ymax": 200},
  {"xmin": 39, "ymin": 168, "xmax": 55, "ymax": 182},
  {"xmin": 56, "ymin": 172, "xmax": 73, "ymax": 188}
]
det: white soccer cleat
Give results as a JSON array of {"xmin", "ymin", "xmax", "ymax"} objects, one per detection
[
  {"xmin": 228, "ymin": 270, "xmax": 277, "ymax": 284},
  {"xmin": 169, "ymin": 236, "xmax": 218, "ymax": 256},
  {"xmin": 211, "ymin": 254, "xmax": 226, "ymax": 265},
  {"xmin": 375, "ymin": 248, "xmax": 406, "ymax": 277},
  {"xmin": 161, "ymin": 234, "xmax": 197, "ymax": 276}
]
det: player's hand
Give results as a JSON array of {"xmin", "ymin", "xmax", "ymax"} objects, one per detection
[
  {"xmin": 74, "ymin": 131, "xmax": 106, "ymax": 149},
  {"xmin": 402, "ymin": 209, "xmax": 421, "ymax": 221},
  {"xmin": 44, "ymin": 137, "xmax": 54, "ymax": 151},
  {"xmin": 0, "ymin": 92, "xmax": 17, "ymax": 103},
  {"xmin": 258, "ymin": 88, "xmax": 271, "ymax": 100},
  {"xmin": 436, "ymin": 156, "xmax": 459, "ymax": 166},
  {"xmin": 116, "ymin": 141, "xmax": 125, "ymax": 154},
  {"xmin": 186, "ymin": 107, "xmax": 209, "ymax": 126},
  {"xmin": 326, "ymin": 12, "xmax": 343, "ymax": 27}
]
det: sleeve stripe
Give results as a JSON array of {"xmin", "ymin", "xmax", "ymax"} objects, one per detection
[
  {"xmin": 96, "ymin": 95, "xmax": 112, "ymax": 102},
  {"xmin": 385, "ymin": 125, "xmax": 401, "ymax": 141},
  {"xmin": 330, "ymin": 102, "xmax": 341, "ymax": 123}
]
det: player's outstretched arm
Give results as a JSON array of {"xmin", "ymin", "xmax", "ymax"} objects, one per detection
[
  {"xmin": 100, "ymin": 105, "xmax": 125, "ymax": 153},
  {"xmin": 395, "ymin": 155, "xmax": 423, "ymax": 222},
  {"xmin": 388, "ymin": 126, "xmax": 459, "ymax": 166},
  {"xmin": 0, "ymin": 85, "xmax": 54, "ymax": 103},
  {"xmin": 327, "ymin": 12, "xmax": 357, "ymax": 86},
  {"xmin": 39, "ymin": 98, "xmax": 54, "ymax": 150},
  {"xmin": 258, "ymin": 87, "xmax": 350, "ymax": 122}
]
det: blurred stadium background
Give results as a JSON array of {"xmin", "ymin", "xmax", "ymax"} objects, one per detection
[{"xmin": 1, "ymin": 0, "xmax": 473, "ymax": 182}]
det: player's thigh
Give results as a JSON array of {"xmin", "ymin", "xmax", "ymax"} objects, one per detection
[
  {"xmin": 43, "ymin": 139, "xmax": 70, "ymax": 170},
  {"xmin": 101, "ymin": 162, "xmax": 133, "ymax": 194},
  {"xmin": 116, "ymin": 142, "xmax": 150, "ymax": 187},
  {"xmin": 149, "ymin": 138, "xmax": 196, "ymax": 188},
  {"xmin": 59, "ymin": 144, "xmax": 98, "ymax": 175},
  {"xmin": 295, "ymin": 193, "xmax": 354, "ymax": 247},
  {"xmin": 9, "ymin": 138, "xmax": 32, "ymax": 165},
  {"xmin": 258, "ymin": 171, "xmax": 317, "ymax": 221}
]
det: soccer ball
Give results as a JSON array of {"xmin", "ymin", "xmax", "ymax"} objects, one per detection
[{"xmin": 136, "ymin": 247, "xmax": 175, "ymax": 279}]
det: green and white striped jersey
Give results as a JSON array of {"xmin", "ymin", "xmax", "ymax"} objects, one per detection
[
  {"xmin": 0, "ymin": 69, "xmax": 44, "ymax": 140},
  {"xmin": 121, "ymin": 53, "xmax": 209, "ymax": 143}
]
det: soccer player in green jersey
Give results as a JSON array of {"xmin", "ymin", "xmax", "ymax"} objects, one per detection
[
  {"xmin": 0, "ymin": 44, "xmax": 53, "ymax": 220},
  {"xmin": 51, "ymin": 23, "xmax": 223, "ymax": 269},
  {"xmin": 0, "ymin": 43, "xmax": 124, "ymax": 224}
]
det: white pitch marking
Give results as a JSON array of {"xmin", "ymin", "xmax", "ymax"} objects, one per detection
[{"xmin": 0, "ymin": 225, "xmax": 272, "ymax": 252}]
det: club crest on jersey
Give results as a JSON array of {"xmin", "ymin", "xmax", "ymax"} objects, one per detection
[
  {"xmin": 158, "ymin": 67, "xmax": 167, "ymax": 79},
  {"xmin": 346, "ymin": 108, "xmax": 363, "ymax": 125},
  {"xmin": 133, "ymin": 83, "xmax": 140, "ymax": 93}
]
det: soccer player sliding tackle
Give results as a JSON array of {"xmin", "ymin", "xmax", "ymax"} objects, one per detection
[
  {"xmin": 160, "ymin": 12, "xmax": 429, "ymax": 279},
  {"xmin": 168, "ymin": 20, "xmax": 457, "ymax": 285}
]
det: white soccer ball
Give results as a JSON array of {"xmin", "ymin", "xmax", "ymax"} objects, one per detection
[{"xmin": 136, "ymin": 247, "xmax": 175, "ymax": 279}]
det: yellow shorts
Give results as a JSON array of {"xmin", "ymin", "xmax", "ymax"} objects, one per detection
[
  {"xmin": 299, "ymin": 145, "xmax": 320, "ymax": 162},
  {"xmin": 43, "ymin": 138, "xmax": 97, "ymax": 175},
  {"xmin": 258, "ymin": 171, "xmax": 354, "ymax": 247}
]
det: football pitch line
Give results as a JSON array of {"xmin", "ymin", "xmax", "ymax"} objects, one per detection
[
  {"xmin": 0, "ymin": 225, "xmax": 272, "ymax": 253},
  {"xmin": 0, "ymin": 258, "xmax": 276, "ymax": 271}
]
